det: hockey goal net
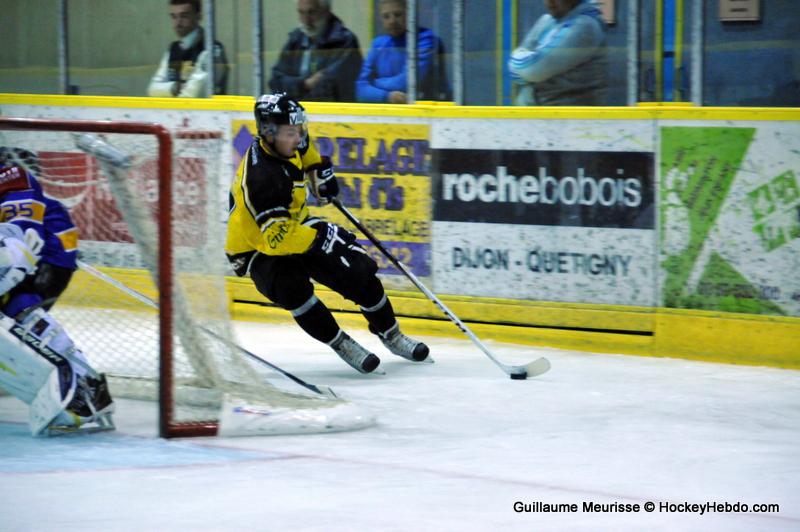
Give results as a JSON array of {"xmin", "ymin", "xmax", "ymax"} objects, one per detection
[{"xmin": 0, "ymin": 117, "xmax": 373, "ymax": 437}]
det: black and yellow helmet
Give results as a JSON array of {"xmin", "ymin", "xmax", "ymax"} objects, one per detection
[{"xmin": 254, "ymin": 92, "xmax": 307, "ymax": 138}]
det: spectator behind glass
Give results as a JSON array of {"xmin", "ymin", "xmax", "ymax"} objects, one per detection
[
  {"xmin": 269, "ymin": 0, "xmax": 363, "ymax": 102},
  {"xmin": 356, "ymin": 0, "xmax": 451, "ymax": 103},
  {"xmin": 147, "ymin": 0, "xmax": 229, "ymax": 97},
  {"xmin": 508, "ymin": 0, "xmax": 608, "ymax": 105}
]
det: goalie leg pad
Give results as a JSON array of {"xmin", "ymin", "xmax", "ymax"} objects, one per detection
[
  {"xmin": 0, "ymin": 314, "xmax": 78, "ymax": 434},
  {"xmin": 16, "ymin": 308, "xmax": 115, "ymax": 433},
  {"xmin": 0, "ymin": 314, "xmax": 74, "ymax": 404},
  {"xmin": 15, "ymin": 307, "xmax": 90, "ymax": 378},
  {"xmin": 0, "ymin": 310, "xmax": 115, "ymax": 435},
  {"xmin": 30, "ymin": 366, "xmax": 78, "ymax": 435}
]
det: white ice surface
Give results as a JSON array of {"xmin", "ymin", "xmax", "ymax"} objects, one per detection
[{"xmin": 1, "ymin": 320, "xmax": 798, "ymax": 531}]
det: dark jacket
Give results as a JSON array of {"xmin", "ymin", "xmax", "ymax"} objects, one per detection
[{"xmin": 269, "ymin": 15, "xmax": 362, "ymax": 102}]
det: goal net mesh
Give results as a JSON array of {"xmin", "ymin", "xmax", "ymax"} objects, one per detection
[{"xmin": 0, "ymin": 120, "xmax": 373, "ymax": 437}]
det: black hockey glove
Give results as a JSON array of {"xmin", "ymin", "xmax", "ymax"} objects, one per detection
[
  {"xmin": 308, "ymin": 156, "xmax": 339, "ymax": 203},
  {"xmin": 310, "ymin": 223, "xmax": 356, "ymax": 256}
]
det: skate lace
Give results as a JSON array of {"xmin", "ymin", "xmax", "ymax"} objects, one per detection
[
  {"xmin": 335, "ymin": 336, "xmax": 369, "ymax": 366},
  {"xmin": 382, "ymin": 330, "xmax": 418, "ymax": 356}
]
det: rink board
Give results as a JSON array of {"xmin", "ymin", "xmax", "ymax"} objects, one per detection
[{"xmin": 0, "ymin": 94, "xmax": 797, "ymax": 368}]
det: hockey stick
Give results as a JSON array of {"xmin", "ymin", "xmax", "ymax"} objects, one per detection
[
  {"xmin": 331, "ymin": 198, "xmax": 550, "ymax": 380},
  {"xmin": 76, "ymin": 260, "xmax": 338, "ymax": 398}
]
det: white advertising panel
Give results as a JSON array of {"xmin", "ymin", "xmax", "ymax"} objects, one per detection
[{"xmin": 433, "ymin": 222, "xmax": 655, "ymax": 305}]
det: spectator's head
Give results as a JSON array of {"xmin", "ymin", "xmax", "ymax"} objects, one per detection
[
  {"xmin": 379, "ymin": 0, "xmax": 406, "ymax": 38},
  {"xmin": 169, "ymin": 0, "xmax": 201, "ymax": 38},
  {"xmin": 297, "ymin": 0, "xmax": 331, "ymax": 38},
  {"xmin": 544, "ymin": 0, "xmax": 581, "ymax": 19}
]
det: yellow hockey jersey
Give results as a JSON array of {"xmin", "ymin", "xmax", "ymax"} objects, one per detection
[{"xmin": 225, "ymin": 137, "xmax": 323, "ymax": 274}]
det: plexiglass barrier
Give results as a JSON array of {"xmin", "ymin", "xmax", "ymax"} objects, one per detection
[{"xmin": 0, "ymin": 0, "xmax": 797, "ymax": 106}]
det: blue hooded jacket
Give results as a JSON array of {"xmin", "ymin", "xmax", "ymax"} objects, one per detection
[
  {"xmin": 508, "ymin": 0, "xmax": 608, "ymax": 105},
  {"xmin": 356, "ymin": 28, "xmax": 450, "ymax": 103}
]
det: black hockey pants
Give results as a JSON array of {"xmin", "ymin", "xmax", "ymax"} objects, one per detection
[{"xmin": 249, "ymin": 245, "xmax": 396, "ymax": 344}]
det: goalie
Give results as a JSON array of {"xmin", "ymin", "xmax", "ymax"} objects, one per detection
[
  {"xmin": 0, "ymin": 221, "xmax": 114, "ymax": 435},
  {"xmin": 0, "ymin": 146, "xmax": 79, "ymax": 310},
  {"xmin": 226, "ymin": 92, "xmax": 430, "ymax": 374}
]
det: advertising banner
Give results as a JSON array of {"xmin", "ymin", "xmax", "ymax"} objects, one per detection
[
  {"xmin": 660, "ymin": 125, "xmax": 800, "ymax": 316},
  {"xmin": 39, "ymin": 151, "xmax": 208, "ymax": 247},
  {"xmin": 433, "ymin": 149, "xmax": 654, "ymax": 228},
  {"xmin": 0, "ymin": 104, "xmax": 234, "ymax": 270},
  {"xmin": 431, "ymin": 148, "xmax": 656, "ymax": 305},
  {"xmin": 0, "ymin": 131, "xmax": 216, "ymax": 270},
  {"xmin": 231, "ymin": 120, "xmax": 432, "ymax": 277}
]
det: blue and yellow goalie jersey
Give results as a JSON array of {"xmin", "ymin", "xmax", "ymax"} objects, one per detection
[{"xmin": 0, "ymin": 164, "xmax": 78, "ymax": 270}]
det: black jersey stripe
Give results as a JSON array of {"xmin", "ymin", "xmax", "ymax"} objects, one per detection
[
  {"xmin": 240, "ymin": 148, "xmax": 259, "ymax": 221},
  {"xmin": 260, "ymin": 216, "xmax": 290, "ymax": 234},
  {"xmin": 255, "ymin": 206, "xmax": 290, "ymax": 226}
]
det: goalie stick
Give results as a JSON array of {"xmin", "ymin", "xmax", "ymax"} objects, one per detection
[
  {"xmin": 331, "ymin": 198, "xmax": 551, "ymax": 380},
  {"xmin": 76, "ymin": 260, "xmax": 338, "ymax": 398}
]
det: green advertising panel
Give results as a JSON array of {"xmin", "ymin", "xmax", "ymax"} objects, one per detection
[{"xmin": 660, "ymin": 126, "xmax": 800, "ymax": 316}]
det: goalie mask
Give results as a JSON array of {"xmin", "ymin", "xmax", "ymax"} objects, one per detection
[
  {"xmin": 0, "ymin": 146, "xmax": 40, "ymax": 176},
  {"xmin": 254, "ymin": 93, "xmax": 308, "ymax": 140}
]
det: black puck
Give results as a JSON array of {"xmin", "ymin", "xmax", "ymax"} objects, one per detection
[{"xmin": 510, "ymin": 372, "xmax": 527, "ymax": 380}]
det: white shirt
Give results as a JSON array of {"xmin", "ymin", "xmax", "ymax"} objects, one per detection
[{"xmin": 147, "ymin": 28, "xmax": 217, "ymax": 98}]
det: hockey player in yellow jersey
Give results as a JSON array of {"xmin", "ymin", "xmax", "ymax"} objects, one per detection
[{"xmin": 226, "ymin": 92, "xmax": 429, "ymax": 374}]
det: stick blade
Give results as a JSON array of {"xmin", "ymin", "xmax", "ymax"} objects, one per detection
[
  {"xmin": 315, "ymin": 386, "xmax": 339, "ymax": 399},
  {"xmin": 509, "ymin": 357, "xmax": 551, "ymax": 379}
]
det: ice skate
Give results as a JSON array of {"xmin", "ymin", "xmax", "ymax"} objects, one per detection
[
  {"xmin": 379, "ymin": 324, "xmax": 431, "ymax": 363},
  {"xmin": 330, "ymin": 331, "xmax": 383, "ymax": 374},
  {"xmin": 49, "ymin": 374, "xmax": 116, "ymax": 434}
]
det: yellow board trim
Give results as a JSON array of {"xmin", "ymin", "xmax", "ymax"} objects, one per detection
[
  {"xmin": 228, "ymin": 277, "xmax": 800, "ymax": 369},
  {"xmin": 3, "ymin": 94, "xmax": 800, "ymax": 121},
  {"xmin": 57, "ymin": 267, "xmax": 799, "ymax": 369}
]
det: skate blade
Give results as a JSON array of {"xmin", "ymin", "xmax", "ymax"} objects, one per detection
[
  {"xmin": 46, "ymin": 423, "xmax": 116, "ymax": 436},
  {"xmin": 46, "ymin": 412, "xmax": 116, "ymax": 436}
]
